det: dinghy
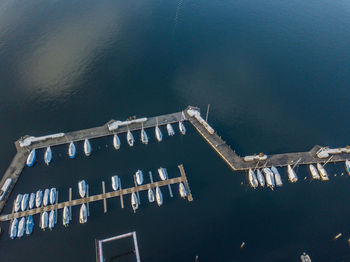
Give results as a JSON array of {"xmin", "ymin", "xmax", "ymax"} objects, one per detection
[
  {"xmin": 111, "ymin": 176, "xmax": 119, "ymax": 191},
  {"xmin": 317, "ymin": 163, "xmax": 329, "ymax": 181},
  {"xmin": 127, "ymin": 129, "xmax": 134, "ymax": 147},
  {"xmin": 10, "ymin": 218, "xmax": 18, "ymax": 239},
  {"xmin": 166, "ymin": 123, "xmax": 175, "ymax": 136},
  {"xmin": 135, "ymin": 170, "xmax": 144, "ymax": 185},
  {"xmin": 35, "ymin": 190, "xmax": 43, "ymax": 208},
  {"xmin": 148, "ymin": 188, "xmax": 155, "ymax": 202},
  {"xmin": 309, "ymin": 164, "xmax": 321, "ymax": 179},
  {"xmin": 21, "ymin": 194, "xmax": 29, "ymax": 211},
  {"xmin": 113, "ymin": 134, "xmax": 121, "ymax": 150},
  {"xmin": 44, "ymin": 146, "xmax": 52, "ymax": 165},
  {"xmin": 68, "ymin": 142, "xmax": 76, "ymax": 159},
  {"xmin": 157, "ymin": 167, "xmax": 168, "ymax": 181},
  {"xmin": 40, "ymin": 211, "xmax": 48, "ymax": 230},
  {"xmin": 248, "ymin": 169, "xmax": 259, "ymax": 189},
  {"xmin": 131, "ymin": 192, "xmax": 139, "ymax": 212},
  {"xmin": 179, "ymin": 121, "xmax": 186, "ymax": 135},
  {"xmin": 84, "ymin": 139, "xmax": 91, "ymax": 156},
  {"xmin": 63, "ymin": 206, "xmax": 70, "ymax": 227},
  {"xmin": 26, "ymin": 149, "xmax": 36, "ymax": 167},
  {"xmin": 287, "ymin": 165, "xmax": 298, "ymax": 182},
  {"xmin": 271, "ymin": 166, "xmax": 283, "ymax": 187},
  {"xmin": 156, "ymin": 187, "xmax": 163, "ymax": 206},
  {"xmin": 50, "ymin": 188, "xmax": 56, "ymax": 205},
  {"xmin": 256, "ymin": 170, "xmax": 265, "ymax": 187},
  {"xmin": 43, "ymin": 189, "xmax": 50, "ymax": 206},
  {"xmin": 25, "ymin": 215, "xmax": 34, "ymax": 235},
  {"xmin": 17, "ymin": 217, "xmax": 25, "ymax": 238},
  {"xmin": 179, "ymin": 182, "xmax": 187, "ymax": 198},
  {"xmin": 79, "ymin": 204, "xmax": 87, "ymax": 224},
  {"xmin": 14, "ymin": 194, "xmax": 23, "ymax": 212},
  {"xmin": 78, "ymin": 180, "xmax": 87, "ymax": 198},
  {"xmin": 29, "ymin": 193, "xmax": 36, "ymax": 209}
]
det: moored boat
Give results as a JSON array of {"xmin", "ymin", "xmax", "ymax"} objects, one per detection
[
  {"xmin": 127, "ymin": 129, "xmax": 134, "ymax": 147},
  {"xmin": 263, "ymin": 168, "xmax": 274, "ymax": 190},
  {"xmin": 29, "ymin": 193, "xmax": 36, "ymax": 209},
  {"xmin": 256, "ymin": 170, "xmax": 265, "ymax": 187},
  {"xmin": 79, "ymin": 204, "xmax": 87, "ymax": 224},
  {"xmin": 166, "ymin": 123, "xmax": 175, "ymax": 136},
  {"xmin": 271, "ymin": 166, "xmax": 283, "ymax": 187},
  {"xmin": 300, "ymin": 252, "xmax": 312, "ymax": 262},
  {"xmin": 248, "ymin": 169, "xmax": 259, "ymax": 189},
  {"xmin": 148, "ymin": 188, "xmax": 155, "ymax": 202},
  {"xmin": 156, "ymin": 187, "xmax": 163, "ymax": 206},
  {"xmin": 43, "ymin": 189, "xmax": 50, "ymax": 206},
  {"xmin": 309, "ymin": 164, "xmax": 321, "ymax": 179},
  {"xmin": 25, "ymin": 215, "xmax": 34, "ymax": 235},
  {"xmin": 10, "ymin": 218, "xmax": 18, "ymax": 239},
  {"xmin": 26, "ymin": 149, "xmax": 36, "ymax": 167},
  {"xmin": 179, "ymin": 182, "xmax": 187, "ymax": 198},
  {"xmin": 35, "ymin": 190, "xmax": 43, "ymax": 208},
  {"xmin": 111, "ymin": 176, "xmax": 119, "ymax": 191},
  {"xmin": 17, "ymin": 217, "xmax": 25, "ymax": 238},
  {"xmin": 155, "ymin": 126, "xmax": 163, "ymax": 142},
  {"xmin": 135, "ymin": 170, "xmax": 144, "ymax": 185},
  {"xmin": 78, "ymin": 180, "xmax": 87, "ymax": 198},
  {"xmin": 50, "ymin": 188, "xmax": 56, "ymax": 205},
  {"xmin": 287, "ymin": 165, "xmax": 298, "ymax": 182},
  {"xmin": 21, "ymin": 194, "xmax": 29, "ymax": 211},
  {"xmin": 346, "ymin": 160, "xmax": 350, "ymax": 176},
  {"xmin": 44, "ymin": 146, "xmax": 52, "ymax": 165},
  {"xmin": 317, "ymin": 163, "xmax": 329, "ymax": 181},
  {"xmin": 113, "ymin": 134, "xmax": 120, "ymax": 150},
  {"xmin": 48, "ymin": 210, "xmax": 55, "ymax": 230},
  {"xmin": 131, "ymin": 192, "xmax": 139, "ymax": 212},
  {"xmin": 14, "ymin": 194, "xmax": 23, "ymax": 212},
  {"xmin": 68, "ymin": 142, "xmax": 76, "ymax": 159},
  {"xmin": 179, "ymin": 121, "xmax": 186, "ymax": 135},
  {"xmin": 141, "ymin": 126, "xmax": 149, "ymax": 144},
  {"xmin": 157, "ymin": 167, "xmax": 168, "ymax": 181},
  {"xmin": 40, "ymin": 211, "xmax": 48, "ymax": 230},
  {"xmin": 63, "ymin": 206, "xmax": 70, "ymax": 227},
  {"xmin": 84, "ymin": 139, "xmax": 92, "ymax": 156}
]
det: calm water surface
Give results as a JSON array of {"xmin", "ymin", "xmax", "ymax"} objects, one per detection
[{"xmin": 1, "ymin": 0, "xmax": 350, "ymax": 261}]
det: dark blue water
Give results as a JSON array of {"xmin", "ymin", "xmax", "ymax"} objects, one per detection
[{"xmin": 1, "ymin": 0, "xmax": 350, "ymax": 261}]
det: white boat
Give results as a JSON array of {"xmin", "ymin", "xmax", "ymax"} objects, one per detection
[
  {"xmin": 26, "ymin": 215, "xmax": 34, "ymax": 235},
  {"xmin": 111, "ymin": 176, "xmax": 119, "ymax": 191},
  {"xmin": 345, "ymin": 160, "xmax": 350, "ymax": 176},
  {"xmin": 40, "ymin": 211, "xmax": 48, "ymax": 230},
  {"xmin": 21, "ymin": 194, "xmax": 29, "ymax": 211},
  {"xmin": 287, "ymin": 165, "xmax": 298, "ymax": 182},
  {"xmin": 157, "ymin": 167, "xmax": 168, "ymax": 181},
  {"xmin": 155, "ymin": 126, "xmax": 163, "ymax": 142},
  {"xmin": 166, "ymin": 123, "xmax": 175, "ymax": 136},
  {"xmin": 179, "ymin": 182, "xmax": 187, "ymax": 198},
  {"xmin": 309, "ymin": 164, "xmax": 321, "ymax": 179},
  {"xmin": 127, "ymin": 129, "xmax": 134, "ymax": 147},
  {"xmin": 317, "ymin": 163, "xmax": 329, "ymax": 181},
  {"xmin": 14, "ymin": 194, "xmax": 23, "ymax": 212},
  {"xmin": 78, "ymin": 180, "xmax": 87, "ymax": 198},
  {"xmin": 131, "ymin": 192, "xmax": 139, "ymax": 212},
  {"xmin": 263, "ymin": 168, "xmax": 274, "ymax": 190},
  {"xmin": 113, "ymin": 134, "xmax": 121, "ymax": 150},
  {"xmin": 271, "ymin": 166, "xmax": 283, "ymax": 187},
  {"xmin": 179, "ymin": 121, "xmax": 186, "ymax": 135},
  {"xmin": 248, "ymin": 169, "xmax": 259, "ymax": 189},
  {"xmin": 155, "ymin": 187, "xmax": 163, "ymax": 206},
  {"xmin": 10, "ymin": 218, "xmax": 18, "ymax": 239},
  {"xmin": 68, "ymin": 142, "xmax": 76, "ymax": 159},
  {"xmin": 17, "ymin": 217, "xmax": 25, "ymax": 238},
  {"xmin": 0, "ymin": 178, "xmax": 12, "ymax": 201},
  {"xmin": 50, "ymin": 188, "xmax": 56, "ymax": 205},
  {"xmin": 43, "ymin": 189, "xmax": 50, "ymax": 206},
  {"xmin": 63, "ymin": 206, "xmax": 70, "ymax": 227},
  {"xmin": 300, "ymin": 252, "xmax": 312, "ymax": 262},
  {"xmin": 141, "ymin": 126, "xmax": 149, "ymax": 144},
  {"xmin": 49, "ymin": 210, "xmax": 55, "ymax": 230},
  {"xmin": 79, "ymin": 204, "xmax": 87, "ymax": 224},
  {"xmin": 44, "ymin": 146, "xmax": 52, "ymax": 165},
  {"xmin": 256, "ymin": 170, "xmax": 265, "ymax": 187},
  {"xmin": 26, "ymin": 149, "xmax": 36, "ymax": 167},
  {"xmin": 135, "ymin": 170, "xmax": 144, "ymax": 185},
  {"xmin": 84, "ymin": 138, "xmax": 92, "ymax": 156},
  {"xmin": 35, "ymin": 190, "xmax": 43, "ymax": 208},
  {"xmin": 29, "ymin": 193, "xmax": 35, "ymax": 209},
  {"xmin": 148, "ymin": 188, "xmax": 155, "ymax": 202}
]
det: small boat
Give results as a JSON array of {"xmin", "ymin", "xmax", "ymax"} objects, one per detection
[
  {"xmin": 84, "ymin": 138, "xmax": 92, "ymax": 156},
  {"xmin": 300, "ymin": 252, "xmax": 312, "ymax": 262},
  {"xmin": 135, "ymin": 170, "xmax": 144, "ymax": 185},
  {"xmin": 43, "ymin": 189, "xmax": 50, "ymax": 206},
  {"xmin": 317, "ymin": 163, "xmax": 329, "ymax": 181},
  {"xmin": 127, "ymin": 129, "xmax": 134, "ymax": 147},
  {"xmin": 263, "ymin": 168, "xmax": 274, "ymax": 190},
  {"xmin": 113, "ymin": 134, "xmax": 120, "ymax": 150},
  {"xmin": 179, "ymin": 121, "xmax": 186, "ymax": 135},
  {"xmin": 63, "ymin": 206, "xmax": 70, "ymax": 227},
  {"xmin": 50, "ymin": 188, "xmax": 56, "ymax": 205},
  {"xmin": 40, "ymin": 211, "xmax": 48, "ymax": 230},
  {"xmin": 68, "ymin": 142, "xmax": 76, "ymax": 159},
  {"xmin": 78, "ymin": 180, "xmax": 87, "ymax": 198},
  {"xmin": 309, "ymin": 164, "xmax": 321, "ymax": 180},
  {"xmin": 179, "ymin": 182, "xmax": 187, "ymax": 198},
  {"xmin": 157, "ymin": 167, "xmax": 168, "ymax": 181},
  {"xmin": 166, "ymin": 123, "xmax": 175, "ymax": 136},
  {"xmin": 287, "ymin": 165, "xmax": 298, "ymax": 182},
  {"xmin": 44, "ymin": 146, "xmax": 52, "ymax": 165},
  {"xmin": 21, "ymin": 193, "xmax": 29, "ymax": 211},
  {"xmin": 131, "ymin": 192, "xmax": 139, "ymax": 212},
  {"xmin": 256, "ymin": 170, "xmax": 265, "ymax": 187},
  {"xmin": 25, "ymin": 215, "xmax": 34, "ymax": 235},
  {"xmin": 248, "ymin": 169, "xmax": 259, "ymax": 189},
  {"xmin": 148, "ymin": 188, "xmax": 155, "ymax": 202},
  {"xmin": 141, "ymin": 126, "xmax": 149, "ymax": 144},
  {"xmin": 271, "ymin": 166, "xmax": 283, "ymax": 187},
  {"xmin": 48, "ymin": 210, "xmax": 55, "ymax": 230},
  {"xmin": 155, "ymin": 126, "xmax": 163, "ymax": 142},
  {"xmin": 155, "ymin": 187, "xmax": 163, "ymax": 206},
  {"xmin": 35, "ymin": 190, "xmax": 43, "ymax": 208},
  {"xmin": 111, "ymin": 176, "xmax": 119, "ymax": 191},
  {"xmin": 14, "ymin": 194, "xmax": 23, "ymax": 212},
  {"xmin": 10, "ymin": 218, "xmax": 18, "ymax": 239},
  {"xmin": 79, "ymin": 204, "xmax": 87, "ymax": 224},
  {"xmin": 345, "ymin": 160, "xmax": 350, "ymax": 176},
  {"xmin": 17, "ymin": 217, "xmax": 25, "ymax": 238},
  {"xmin": 29, "ymin": 193, "xmax": 36, "ymax": 209},
  {"xmin": 26, "ymin": 149, "xmax": 36, "ymax": 167}
]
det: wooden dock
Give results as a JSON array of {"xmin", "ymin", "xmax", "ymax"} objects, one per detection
[{"xmin": 0, "ymin": 165, "xmax": 192, "ymax": 222}]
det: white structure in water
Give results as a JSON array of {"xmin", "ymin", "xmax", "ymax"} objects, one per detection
[
  {"xmin": 19, "ymin": 133, "xmax": 65, "ymax": 147},
  {"xmin": 107, "ymin": 118, "xmax": 148, "ymax": 131}
]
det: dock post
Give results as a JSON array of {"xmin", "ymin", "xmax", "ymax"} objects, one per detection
[
  {"xmin": 87, "ymin": 184, "xmax": 90, "ymax": 217},
  {"xmin": 178, "ymin": 164, "xmax": 193, "ymax": 202},
  {"xmin": 102, "ymin": 181, "xmax": 107, "ymax": 213},
  {"xmin": 69, "ymin": 187, "xmax": 72, "ymax": 220},
  {"xmin": 119, "ymin": 178, "xmax": 124, "ymax": 209}
]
